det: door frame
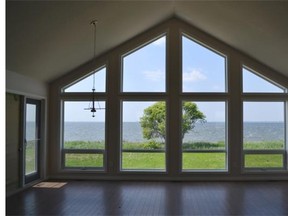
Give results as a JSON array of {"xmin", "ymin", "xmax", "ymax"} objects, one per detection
[{"xmin": 20, "ymin": 97, "xmax": 43, "ymax": 186}]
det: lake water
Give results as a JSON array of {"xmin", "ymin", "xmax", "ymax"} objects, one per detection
[{"xmin": 58, "ymin": 122, "xmax": 285, "ymax": 143}]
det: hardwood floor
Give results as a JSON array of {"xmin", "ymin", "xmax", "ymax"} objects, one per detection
[{"xmin": 6, "ymin": 180, "xmax": 288, "ymax": 215}]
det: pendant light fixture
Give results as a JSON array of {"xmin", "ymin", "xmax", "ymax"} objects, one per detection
[{"xmin": 84, "ymin": 19, "xmax": 105, "ymax": 117}]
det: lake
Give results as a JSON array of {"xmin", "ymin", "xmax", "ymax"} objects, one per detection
[{"xmin": 56, "ymin": 122, "xmax": 285, "ymax": 143}]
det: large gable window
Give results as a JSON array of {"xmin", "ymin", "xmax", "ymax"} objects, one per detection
[{"xmin": 53, "ymin": 19, "xmax": 288, "ymax": 177}]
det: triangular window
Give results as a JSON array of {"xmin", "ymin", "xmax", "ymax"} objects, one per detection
[
  {"xmin": 242, "ymin": 67, "xmax": 284, "ymax": 93},
  {"xmin": 122, "ymin": 35, "xmax": 166, "ymax": 92},
  {"xmin": 63, "ymin": 67, "xmax": 106, "ymax": 92},
  {"xmin": 182, "ymin": 35, "xmax": 226, "ymax": 92}
]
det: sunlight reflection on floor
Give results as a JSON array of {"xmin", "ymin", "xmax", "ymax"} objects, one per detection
[{"xmin": 33, "ymin": 182, "xmax": 67, "ymax": 188}]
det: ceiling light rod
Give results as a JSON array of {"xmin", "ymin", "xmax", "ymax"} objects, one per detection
[
  {"xmin": 84, "ymin": 19, "xmax": 104, "ymax": 117},
  {"xmin": 90, "ymin": 19, "xmax": 98, "ymax": 68},
  {"xmin": 91, "ymin": 19, "xmax": 97, "ymax": 100}
]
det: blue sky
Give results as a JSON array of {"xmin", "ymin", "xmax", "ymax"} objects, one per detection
[
  {"xmin": 65, "ymin": 67, "xmax": 106, "ymax": 92},
  {"xmin": 123, "ymin": 36, "xmax": 166, "ymax": 92},
  {"xmin": 63, "ymin": 35, "xmax": 285, "ymax": 122}
]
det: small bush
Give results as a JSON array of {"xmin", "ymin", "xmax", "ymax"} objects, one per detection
[
  {"xmin": 143, "ymin": 140, "xmax": 163, "ymax": 150},
  {"xmin": 243, "ymin": 141, "xmax": 283, "ymax": 149},
  {"xmin": 182, "ymin": 141, "xmax": 225, "ymax": 150},
  {"xmin": 64, "ymin": 141, "xmax": 104, "ymax": 149},
  {"xmin": 122, "ymin": 142, "xmax": 144, "ymax": 150}
]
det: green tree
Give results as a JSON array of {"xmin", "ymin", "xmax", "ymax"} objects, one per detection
[
  {"xmin": 140, "ymin": 102, "xmax": 206, "ymax": 142},
  {"xmin": 181, "ymin": 102, "xmax": 206, "ymax": 139}
]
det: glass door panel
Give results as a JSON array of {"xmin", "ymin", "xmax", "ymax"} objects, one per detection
[{"xmin": 24, "ymin": 99, "xmax": 41, "ymax": 183}]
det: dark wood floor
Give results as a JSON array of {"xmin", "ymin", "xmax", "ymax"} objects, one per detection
[{"xmin": 6, "ymin": 180, "xmax": 288, "ymax": 215}]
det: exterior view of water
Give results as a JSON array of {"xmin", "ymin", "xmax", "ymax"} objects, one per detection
[{"xmin": 60, "ymin": 122, "xmax": 285, "ymax": 143}]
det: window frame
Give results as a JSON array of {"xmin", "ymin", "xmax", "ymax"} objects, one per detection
[
  {"xmin": 118, "ymin": 31, "xmax": 169, "ymax": 173},
  {"xmin": 181, "ymin": 33, "xmax": 228, "ymax": 93},
  {"xmin": 121, "ymin": 33, "xmax": 168, "ymax": 93},
  {"xmin": 242, "ymin": 65, "xmax": 286, "ymax": 93},
  {"xmin": 241, "ymin": 100, "xmax": 287, "ymax": 172},
  {"xmin": 59, "ymin": 63, "xmax": 108, "ymax": 171},
  {"xmin": 180, "ymin": 99, "xmax": 229, "ymax": 172},
  {"xmin": 179, "ymin": 31, "xmax": 229, "ymax": 173},
  {"xmin": 62, "ymin": 65, "xmax": 107, "ymax": 93},
  {"xmin": 241, "ymin": 64, "xmax": 288, "ymax": 172},
  {"xmin": 119, "ymin": 99, "xmax": 168, "ymax": 173},
  {"xmin": 61, "ymin": 99, "xmax": 107, "ymax": 171},
  {"xmin": 51, "ymin": 19, "xmax": 288, "ymax": 179}
]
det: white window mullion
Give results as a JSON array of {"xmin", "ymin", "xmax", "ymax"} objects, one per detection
[{"xmin": 167, "ymin": 23, "xmax": 181, "ymax": 175}]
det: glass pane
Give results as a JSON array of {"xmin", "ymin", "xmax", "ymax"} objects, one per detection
[
  {"xmin": 244, "ymin": 154, "xmax": 283, "ymax": 168},
  {"xmin": 64, "ymin": 101, "xmax": 105, "ymax": 151},
  {"xmin": 25, "ymin": 104, "xmax": 37, "ymax": 175},
  {"xmin": 122, "ymin": 36, "xmax": 166, "ymax": 92},
  {"xmin": 182, "ymin": 35, "xmax": 226, "ymax": 92},
  {"xmin": 26, "ymin": 104, "xmax": 36, "ymax": 140},
  {"xmin": 182, "ymin": 102, "xmax": 226, "ymax": 150},
  {"xmin": 64, "ymin": 67, "xmax": 106, "ymax": 92},
  {"xmin": 122, "ymin": 152, "xmax": 165, "ymax": 170},
  {"xmin": 243, "ymin": 102, "xmax": 284, "ymax": 150},
  {"xmin": 25, "ymin": 140, "xmax": 36, "ymax": 174},
  {"xmin": 65, "ymin": 153, "xmax": 103, "ymax": 168},
  {"xmin": 243, "ymin": 68, "xmax": 284, "ymax": 93},
  {"xmin": 121, "ymin": 101, "xmax": 166, "ymax": 170},
  {"xmin": 183, "ymin": 153, "xmax": 226, "ymax": 170},
  {"xmin": 182, "ymin": 101, "xmax": 226, "ymax": 170}
]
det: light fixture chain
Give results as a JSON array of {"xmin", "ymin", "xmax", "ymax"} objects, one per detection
[{"xmin": 91, "ymin": 20, "xmax": 98, "ymax": 91}]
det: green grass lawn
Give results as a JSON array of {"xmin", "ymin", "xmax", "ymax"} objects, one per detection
[
  {"xmin": 122, "ymin": 152, "xmax": 165, "ymax": 169},
  {"xmin": 182, "ymin": 153, "xmax": 226, "ymax": 170},
  {"xmin": 65, "ymin": 153, "xmax": 103, "ymax": 168},
  {"xmin": 25, "ymin": 141, "xmax": 36, "ymax": 174},
  {"xmin": 245, "ymin": 154, "xmax": 283, "ymax": 168},
  {"xmin": 59, "ymin": 140, "xmax": 285, "ymax": 169},
  {"xmin": 121, "ymin": 152, "xmax": 226, "ymax": 170}
]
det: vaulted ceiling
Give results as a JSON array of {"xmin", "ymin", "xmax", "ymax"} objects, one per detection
[{"xmin": 6, "ymin": 1, "xmax": 288, "ymax": 83}]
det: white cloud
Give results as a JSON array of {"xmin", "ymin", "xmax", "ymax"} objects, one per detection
[
  {"xmin": 142, "ymin": 69, "xmax": 165, "ymax": 82},
  {"xmin": 152, "ymin": 37, "xmax": 166, "ymax": 46},
  {"xmin": 183, "ymin": 69, "xmax": 207, "ymax": 82}
]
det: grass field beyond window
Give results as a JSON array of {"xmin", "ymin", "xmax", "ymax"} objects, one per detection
[
  {"xmin": 58, "ymin": 141, "xmax": 285, "ymax": 169},
  {"xmin": 122, "ymin": 152, "xmax": 165, "ymax": 170},
  {"xmin": 182, "ymin": 153, "xmax": 226, "ymax": 170},
  {"xmin": 65, "ymin": 153, "xmax": 103, "ymax": 168},
  {"xmin": 244, "ymin": 154, "xmax": 283, "ymax": 168}
]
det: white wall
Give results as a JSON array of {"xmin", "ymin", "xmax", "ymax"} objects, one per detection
[
  {"xmin": 6, "ymin": 70, "xmax": 48, "ymax": 195},
  {"xmin": 6, "ymin": 93, "xmax": 20, "ymax": 194},
  {"xmin": 6, "ymin": 70, "xmax": 48, "ymax": 98}
]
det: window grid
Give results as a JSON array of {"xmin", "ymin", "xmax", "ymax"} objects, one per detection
[
  {"xmin": 242, "ymin": 66, "xmax": 288, "ymax": 171},
  {"xmin": 120, "ymin": 100, "xmax": 167, "ymax": 172},
  {"xmin": 61, "ymin": 97, "xmax": 107, "ymax": 170},
  {"xmin": 56, "ymin": 22, "xmax": 288, "ymax": 177},
  {"xmin": 181, "ymin": 100, "xmax": 228, "ymax": 171}
]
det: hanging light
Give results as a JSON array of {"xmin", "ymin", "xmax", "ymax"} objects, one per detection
[{"xmin": 84, "ymin": 19, "xmax": 105, "ymax": 117}]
